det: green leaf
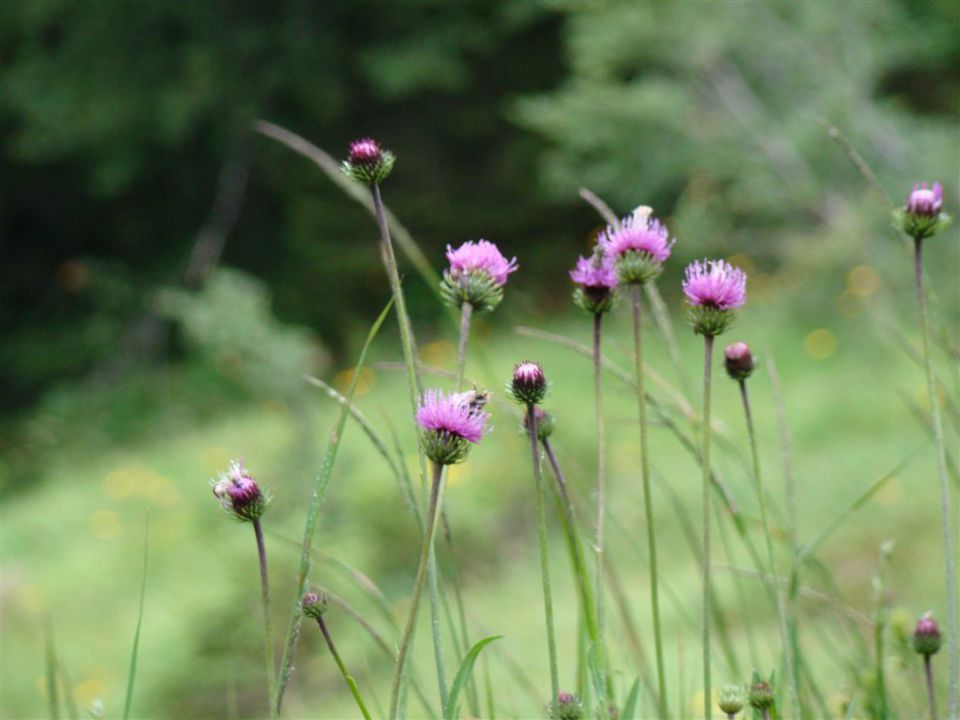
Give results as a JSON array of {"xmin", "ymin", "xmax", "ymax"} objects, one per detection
[
  {"xmin": 123, "ymin": 516, "xmax": 150, "ymax": 720},
  {"xmin": 621, "ymin": 678, "xmax": 640, "ymax": 720},
  {"xmin": 443, "ymin": 636, "xmax": 503, "ymax": 720}
]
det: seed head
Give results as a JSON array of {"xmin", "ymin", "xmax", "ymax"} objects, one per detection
[
  {"xmin": 508, "ymin": 361, "xmax": 547, "ymax": 406},
  {"xmin": 913, "ymin": 612, "xmax": 942, "ymax": 657},
  {"xmin": 724, "ymin": 342, "xmax": 756, "ymax": 381},
  {"xmin": 342, "ymin": 137, "xmax": 395, "ymax": 185},
  {"xmin": 211, "ymin": 460, "xmax": 269, "ymax": 522}
]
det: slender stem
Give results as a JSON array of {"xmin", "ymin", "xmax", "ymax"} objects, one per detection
[
  {"xmin": 317, "ymin": 615, "xmax": 373, "ymax": 720},
  {"xmin": 427, "ymin": 548, "xmax": 449, "ymax": 711},
  {"xmin": 924, "ymin": 654, "xmax": 937, "ymax": 720},
  {"xmin": 592, "ymin": 311, "xmax": 611, "ymax": 702},
  {"xmin": 528, "ymin": 405, "xmax": 560, "ymax": 720},
  {"xmin": 389, "ymin": 463, "xmax": 445, "ymax": 720},
  {"xmin": 914, "ymin": 237, "xmax": 958, "ymax": 720},
  {"xmin": 701, "ymin": 334, "xmax": 715, "ymax": 720},
  {"xmin": 739, "ymin": 380, "xmax": 798, "ymax": 717},
  {"xmin": 632, "ymin": 284, "xmax": 669, "ymax": 717},
  {"xmin": 456, "ymin": 302, "xmax": 473, "ymax": 389},
  {"xmin": 253, "ymin": 519, "xmax": 277, "ymax": 719}
]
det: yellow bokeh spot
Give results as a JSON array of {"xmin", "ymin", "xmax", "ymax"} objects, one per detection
[
  {"xmin": 419, "ymin": 340, "xmax": 454, "ymax": 368},
  {"xmin": 847, "ymin": 264, "xmax": 880, "ymax": 297},
  {"xmin": 447, "ymin": 463, "xmax": 466, "ymax": 486},
  {"xmin": 334, "ymin": 367, "xmax": 376, "ymax": 396},
  {"xmin": 75, "ymin": 678, "xmax": 106, "ymax": 705},
  {"xmin": 90, "ymin": 509, "xmax": 121, "ymax": 540},
  {"xmin": 804, "ymin": 329, "xmax": 837, "ymax": 360},
  {"xmin": 103, "ymin": 467, "xmax": 141, "ymax": 499},
  {"xmin": 874, "ymin": 477, "xmax": 902, "ymax": 506}
]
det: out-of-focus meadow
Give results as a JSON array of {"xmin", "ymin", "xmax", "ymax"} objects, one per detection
[{"xmin": 1, "ymin": 2, "xmax": 958, "ymax": 718}]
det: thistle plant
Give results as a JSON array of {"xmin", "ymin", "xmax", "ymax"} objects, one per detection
[
  {"xmin": 546, "ymin": 691, "xmax": 585, "ymax": 720},
  {"xmin": 210, "ymin": 460, "xmax": 275, "ymax": 718},
  {"xmin": 508, "ymin": 362, "xmax": 560, "ymax": 720},
  {"xmin": 894, "ymin": 181, "xmax": 957, "ymax": 719},
  {"xmin": 388, "ymin": 389, "xmax": 489, "ymax": 720},
  {"xmin": 301, "ymin": 592, "xmax": 373, "ymax": 720},
  {"xmin": 914, "ymin": 613, "xmax": 943, "ymax": 720},
  {"xmin": 748, "ymin": 672, "xmax": 776, "ymax": 720},
  {"xmin": 599, "ymin": 205, "xmax": 674, "ymax": 717},
  {"xmin": 683, "ymin": 258, "xmax": 747, "ymax": 720},
  {"xmin": 718, "ymin": 683, "xmax": 745, "ymax": 719}
]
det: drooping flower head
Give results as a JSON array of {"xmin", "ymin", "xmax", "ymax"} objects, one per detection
[
  {"xmin": 522, "ymin": 406, "xmax": 555, "ymax": 442},
  {"xmin": 301, "ymin": 591, "xmax": 328, "ymax": 620},
  {"xmin": 718, "ymin": 684, "xmax": 745, "ymax": 716},
  {"xmin": 547, "ymin": 692, "xmax": 584, "ymax": 720},
  {"xmin": 341, "ymin": 137, "xmax": 395, "ymax": 185},
  {"xmin": 599, "ymin": 206, "xmax": 676, "ymax": 285},
  {"xmin": 416, "ymin": 389, "xmax": 490, "ymax": 465},
  {"xmin": 724, "ymin": 341, "xmax": 756, "ymax": 381},
  {"xmin": 570, "ymin": 246, "xmax": 618, "ymax": 315},
  {"xmin": 211, "ymin": 459, "xmax": 270, "ymax": 521},
  {"xmin": 682, "ymin": 259, "xmax": 747, "ymax": 337},
  {"xmin": 895, "ymin": 181, "xmax": 951, "ymax": 240},
  {"xmin": 440, "ymin": 240, "xmax": 518, "ymax": 312},
  {"xmin": 913, "ymin": 612, "xmax": 942, "ymax": 657},
  {"xmin": 508, "ymin": 361, "xmax": 547, "ymax": 406}
]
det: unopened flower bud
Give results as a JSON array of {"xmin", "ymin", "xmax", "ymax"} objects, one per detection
[
  {"xmin": 718, "ymin": 684, "xmax": 745, "ymax": 715},
  {"xmin": 509, "ymin": 362, "xmax": 547, "ymax": 406},
  {"xmin": 301, "ymin": 591, "xmax": 328, "ymax": 619},
  {"xmin": 342, "ymin": 137, "xmax": 395, "ymax": 185},
  {"xmin": 913, "ymin": 612, "xmax": 942, "ymax": 657},
  {"xmin": 748, "ymin": 679, "xmax": 775, "ymax": 711},
  {"xmin": 894, "ymin": 181, "xmax": 951, "ymax": 240},
  {"xmin": 724, "ymin": 342, "xmax": 755, "ymax": 381},
  {"xmin": 523, "ymin": 407, "xmax": 555, "ymax": 441},
  {"xmin": 211, "ymin": 460, "xmax": 270, "ymax": 522},
  {"xmin": 546, "ymin": 692, "xmax": 584, "ymax": 720}
]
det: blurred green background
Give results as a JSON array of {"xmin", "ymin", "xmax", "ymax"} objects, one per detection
[{"xmin": 1, "ymin": 1, "xmax": 958, "ymax": 718}]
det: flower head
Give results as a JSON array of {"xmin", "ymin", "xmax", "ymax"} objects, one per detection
[
  {"xmin": 895, "ymin": 181, "xmax": 952, "ymax": 239},
  {"xmin": 417, "ymin": 389, "xmax": 489, "ymax": 465},
  {"xmin": 342, "ymin": 137, "xmax": 395, "ymax": 185},
  {"xmin": 522, "ymin": 406, "xmax": 555, "ymax": 442},
  {"xmin": 718, "ymin": 684, "xmax": 745, "ymax": 715},
  {"xmin": 547, "ymin": 692, "xmax": 584, "ymax": 720},
  {"xmin": 748, "ymin": 676, "xmax": 775, "ymax": 712},
  {"xmin": 211, "ymin": 459, "xmax": 269, "ymax": 521},
  {"xmin": 907, "ymin": 182, "xmax": 943, "ymax": 216},
  {"xmin": 913, "ymin": 612, "xmax": 942, "ymax": 657},
  {"xmin": 571, "ymin": 248, "xmax": 618, "ymax": 314},
  {"xmin": 440, "ymin": 240, "xmax": 518, "ymax": 312},
  {"xmin": 508, "ymin": 361, "xmax": 547, "ymax": 406},
  {"xmin": 599, "ymin": 207, "xmax": 675, "ymax": 284},
  {"xmin": 683, "ymin": 259, "xmax": 747, "ymax": 337},
  {"xmin": 301, "ymin": 591, "xmax": 328, "ymax": 620},
  {"xmin": 724, "ymin": 342, "xmax": 756, "ymax": 381}
]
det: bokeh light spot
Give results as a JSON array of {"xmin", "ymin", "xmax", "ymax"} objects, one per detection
[
  {"xmin": 847, "ymin": 264, "xmax": 880, "ymax": 297},
  {"xmin": 804, "ymin": 329, "xmax": 837, "ymax": 360},
  {"xmin": 419, "ymin": 340, "xmax": 455, "ymax": 368}
]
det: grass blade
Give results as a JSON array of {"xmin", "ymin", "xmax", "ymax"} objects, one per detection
[
  {"xmin": 123, "ymin": 515, "xmax": 150, "ymax": 720},
  {"xmin": 443, "ymin": 636, "xmax": 503, "ymax": 720},
  {"xmin": 621, "ymin": 677, "xmax": 641, "ymax": 720}
]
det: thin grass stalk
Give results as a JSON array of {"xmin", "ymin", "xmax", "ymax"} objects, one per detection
[
  {"xmin": 426, "ymin": 552, "xmax": 449, "ymax": 711},
  {"xmin": 604, "ymin": 557, "xmax": 658, "ymax": 706},
  {"xmin": 701, "ymin": 334, "xmax": 715, "ymax": 720},
  {"xmin": 713, "ymin": 502, "xmax": 755, "ymax": 673},
  {"xmin": 739, "ymin": 380, "xmax": 797, "ymax": 716},
  {"xmin": 872, "ymin": 542, "xmax": 894, "ymax": 720},
  {"xmin": 316, "ymin": 614, "xmax": 373, "ymax": 720},
  {"xmin": 914, "ymin": 237, "xmax": 959, "ymax": 719},
  {"xmin": 528, "ymin": 406, "xmax": 560, "ymax": 720},
  {"xmin": 252, "ymin": 518, "xmax": 277, "ymax": 719},
  {"xmin": 390, "ymin": 462, "xmax": 446, "ymax": 720},
  {"xmin": 123, "ymin": 517, "xmax": 149, "ymax": 720},
  {"xmin": 632, "ymin": 284, "xmax": 668, "ymax": 717}
]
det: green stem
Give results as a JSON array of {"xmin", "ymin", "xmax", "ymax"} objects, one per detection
[
  {"xmin": 701, "ymin": 334, "xmax": 715, "ymax": 720},
  {"xmin": 456, "ymin": 302, "xmax": 473, "ymax": 389},
  {"xmin": 317, "ymin": 615, "xmax": 373, "ymax": 720},
  {"xmin": 914, "ymin": 237, "xmax": 958, "ymax": 720},
  {"xmin": 427, "ymin": 548, "xmax": 449, "ymax": 711},
  {"xmin": 592, "ymin": 311, "xmax": 612, "ymax": 706},
  {"xmin": 632, "ymin": 284, "xmax": 668, "ymax": 717},
  {"xmin": 739, "ymin": 380, "xmax": 798, "ymax": 717},
  {"xmin": 390, "ymin": 463, "xmax": 445, "ymax": 720},
  {"xmin": 528, "ymin": 405, "xmax": 560, "ymax": 719},
  {"xmin": 924, "ymin": 654, "xmax": 937, "ymax": 720},
  {"xmin": 253, "ymin": 519, "xmax": 277, "ymax": 719}
]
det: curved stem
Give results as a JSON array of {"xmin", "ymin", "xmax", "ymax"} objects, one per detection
[
  {"xmin": 253, "ymin": 519, "xmax": 277, "ymax": 719},
  {"xmin": 925, "ymin": 654, "xmax": 938, "ymax": 720},
  {"xmin": 528, "ymin": 405, "xmax": 560, "ymax": 719},
  {"xmin": 701, "ymin": 335, "xmax": 715, "ymax": 720},
  {"xmin": 632, "ymin": 285, "xmax": 668, "ymax": 717},
  {"xmin": 914, "ymin": 237, "xmax": 958, "ymax": 720},
  {"xmin": 390, "ymin": 464, "xmax": 445, "ymax": 720},
  {"xmin": 739, "ymin": 380, "xmax": 798, "ymax": 717},
  {"xmin": 317, "ymin": 615, "xmax": 373, "ymax": 720}
]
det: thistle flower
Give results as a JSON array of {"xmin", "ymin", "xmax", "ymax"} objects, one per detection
[
  {"xmin": 718, "ymin": 684, "xmax": 745, "ymax": 716},
  {"xmin": 724, "ymin": 342, "xmax": 756, "ymax": 381},
  {"xmin": 508, "ymin": 361, "xmax": 547, "ymax": 406},
  {"xmin": 546, "ymin": 692, "xmax": 584, "ymax": 720},
  {"xmin": 599, "ymin": 206, "xmax": 675, "ymax": 285},
  {"xmin": 211, "ymin": 459, "xmax": 269, "ymax": 521},
  {"xmin": 341, "ymin": 137, "xmax": 395, "ymax": 185},
  {"xmin": 440, "ymin": 239, "xmax": 518, "ymax": 312},
  {"xmin": 894, "ymin": 181, "xmax": 952, "ymax": 239},
  {"xmin": 914, "ymin": 612, "xmax": 943, "ymax": 657},
  {"xmin": 683, "ymin": 259, "xmax": 747, "ymax": 337},
  {"xmin": 416, "ymin": 389, "xmax": 489, "ymax": 465},
  {"xmin": 570, "ymin": 248, "xmax": 618, "ymax": 315},
  {"xmin": 301, "ymin": 591, "xmax": 327, "ymax": 620},
  {"xmin": 522, "ymin": 406, "xmax": 555, "ymax": 441}
]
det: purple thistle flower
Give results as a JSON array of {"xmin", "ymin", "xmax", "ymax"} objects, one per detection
[
  {"xmin": 342, "ymin": 137, "xmax": 395, "ymax": 185},
  {"xmin": 599, "ymin": 210, "xmax": 675, "ymax": 264},
  {"xmin": 417, "ymin": 389, "xmax": 489, "ymax": 465},
  {"xmin": 446, "ymin": 240, "xmax": 518, "ymax": 288},
  {"xmin": 682, "ymin": 259, "xmax": 747, "ymax": 310},
  {"xmin": 570, "ymin": 252, "xmax": 618, "ymax": 290},
  {"xmin": 907, "ymin": 182, "xmax": 944, "ymax": 216},
  {"xmin": 348, "ymin": 138, "xmax": 384, "ymax": 166},
  {"xmin": 211, "ymin": 459, "xmax": 269, "ymax": 521}
]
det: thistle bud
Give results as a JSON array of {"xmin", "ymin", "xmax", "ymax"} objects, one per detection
[
  {"xmin": 523, "ymin": 407, "xmax": 555, "ymax": 441},
  {"xmin": 211, "ymin": 460, "xmax": 270, "ymax": 522},
  {"xmin": 342, "ymin": 137, "xmax": 395, "ymax": 185},
  {"xmin": 724, "ymin": 342, "xmax": 755, "ymax": 381},
  {"xmin": 748, "ymin": 679, "xmax": 775, "ymax": 712},
  {"xmin": 894, "ymin": 181, "xmax": 952, "ymax": 240},
  {"xmin": 913, "ymin": 612, "xmax": 942, "ymax": 657},
  {"xmin": 718, "ymin": 684, "xmax": 745, "ymax": 715},
  {"xmin": 546, "ymin": 692, "xmax": 584, "ymax": 720},
  {"xmin": 508, "ymin": 361, "xmax": 547, "ymax": 406},
  {"xmin": 301, "ymin": 591, "xmax": 327, "ymax": 619}
]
